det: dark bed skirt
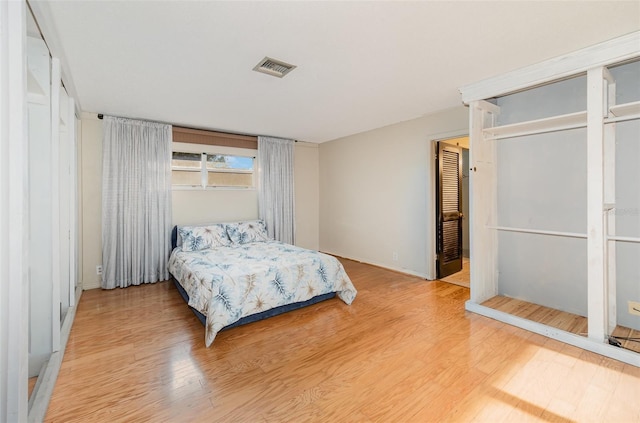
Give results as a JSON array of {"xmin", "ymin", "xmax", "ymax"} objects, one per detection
[{"xmin": 171, "ymin": 277, "xmax": 336, "ymax": 331}]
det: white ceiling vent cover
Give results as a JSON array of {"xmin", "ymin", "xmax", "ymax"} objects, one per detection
[{"xmin": 253, "ymin": 57, "xmax": 297, "ymax": 78}]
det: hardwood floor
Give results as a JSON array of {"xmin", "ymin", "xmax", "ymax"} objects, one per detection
[
  {"xmin": 439, "ymin": 257, "xmax": 470, "ymax": 288},
  {"xmin": 483, "ymin": 295, "xmax": 640, "ymax": 354},
  {"xmin": 611, "ymin": 325, "xmax": 640, "ymax": 354},
  {"xmin": 482, "ymin": 296, "xmax": 589, "ymax": 335},
  {"xmin": 46, "ymin": 259, "xmax": 640, "ymax": 422},
  {"xmin": 28, "ymin": 376, "xmax": 37, "ymax": 398}
]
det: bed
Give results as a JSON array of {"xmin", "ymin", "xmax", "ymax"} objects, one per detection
[{"xmin": 168, "ymin": 220, "xmax": 357, "ymax": 346}]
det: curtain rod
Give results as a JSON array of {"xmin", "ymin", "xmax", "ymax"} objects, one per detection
[{"xmin": 96, "ymin": 113, "xmax": 297, "ymax": 141}]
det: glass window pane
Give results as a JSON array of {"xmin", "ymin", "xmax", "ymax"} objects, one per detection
[
  {"xmin": 207, "ymin": 171, "xmax": 253, "ymax": 187},
  {"xmin": 206, "ymin": 154, "xmax": 253, "ymax": 171},
  {"xmin": 172, "ymin": 151, "xmax": 254, "ymax": 188},
  {"xmin": 172, "ymin": 152, "xmax": 201, "ymax": 169},
  {"xmin": 172, "ymin": 170, "xmax": 201, "ymax": 186}
]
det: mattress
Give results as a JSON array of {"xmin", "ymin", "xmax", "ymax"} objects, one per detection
[{"xmin": 168, "ymin": 240, "xmax": 357, "ymax": 346}]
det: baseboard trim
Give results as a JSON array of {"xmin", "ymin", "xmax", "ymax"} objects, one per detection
[
  {"xmin": 465, "ymin": 300, "xmax": 640, "ymax": 367},
  {"xmin": 28, "ymin": 286, "xmax": 83, "ymax": 422},
  {"xmin": 321, "ymin": 250, "xmax": 430, "ymax": 280}
]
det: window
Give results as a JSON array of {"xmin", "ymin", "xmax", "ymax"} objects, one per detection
[{"xmin": 172, "ymin": 152, "xmax": 255, "ymax": 189}]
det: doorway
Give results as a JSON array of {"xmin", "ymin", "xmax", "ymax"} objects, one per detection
[{"xmin": 434, "ymin": 136, "xmax": 470, "ymax": 288}]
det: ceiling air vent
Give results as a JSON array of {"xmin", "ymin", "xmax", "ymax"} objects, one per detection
[{"xmin": 253, "ymin": 56, "xmax": 297, "ymax": 78}]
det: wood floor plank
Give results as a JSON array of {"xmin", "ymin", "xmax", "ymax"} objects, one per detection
[
  {"xmin": 483, "ymin": 295, "xmax": 640, "ymax": 353},
  {"xmin": 45, "ymin": 258, "xmax": 640, "ymax": 422},
  {"xmin": 28, "ymin": 377, "xmax": 37, "ymax": 399}
]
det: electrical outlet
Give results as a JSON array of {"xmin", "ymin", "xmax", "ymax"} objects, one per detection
[
  {"xmin": 392, "ymin": 252, "xmax": 398, "ymax": 261},
  {"xmin": 96, "ymin": 265, "xmax": 103, "ymax": 275},
  {"xmin": 628, "ymin": 301, "xmax": 640, "ymax": 316}
]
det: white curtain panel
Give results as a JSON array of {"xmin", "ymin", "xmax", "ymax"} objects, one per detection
[
  {"xmin": 258, "ymin": 136, "xmax": 295, "ymax": 244},
  {"xmin": 102, "ymin": 116, "xmax": 172, "ymax": 289}
]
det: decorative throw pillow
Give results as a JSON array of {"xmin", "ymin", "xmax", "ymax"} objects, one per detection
[
  {"xmin": 179, "ymin": 224, "xmax": 231, "ymax": 251},
  {"xmin": 226, "ymin": 220, "xmax": 270, "ymax": 244}
]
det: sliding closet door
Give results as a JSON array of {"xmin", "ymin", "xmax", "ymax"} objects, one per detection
[
  {"xmin": 57, "ymin": 87, "xmax": 79, "ymax": 318},
  {"xmin": 27, "ymin": 36, "xmax": 53, "ymax": 376},
  {"xmin": 59, "ymin": 88, "xmax": 71, "ymax": 321}
]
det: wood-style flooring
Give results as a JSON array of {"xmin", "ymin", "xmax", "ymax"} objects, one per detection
[
  {"xmin": 28, "ymin": 377, "xmax": 37, "ymax": 398},
  {"xmin": 611, "ymin": 325, "xmax": 640, "ymax": 354},
  {"xmin": 439, "ymin": 257, "xmax": 470, "ymax": 288},
  {"xmin": 483, "ymin": 295, "xmax": 640, "ymax": 354},
  {"xmin": 46, "ymin": 258, "xmax": 640, "ymax": 422}
]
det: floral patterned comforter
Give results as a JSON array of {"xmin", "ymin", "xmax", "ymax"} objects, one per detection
[{"xmin": 168, "ymin": 241, "xmax": 357, "ymax": 346}]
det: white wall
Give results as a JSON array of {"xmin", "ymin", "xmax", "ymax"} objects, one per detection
[
  {"xmin": 319, "ymin": 106, "xmax": 469, "ymax": 277},
  {"xmin": 294, "ymin": 142, "xmax": 319, "ymax": 251},
  {"xmin": 172, "ymin": 190, "xmax": 259, "ymax": 225},
  {"xmin": 80, "ymin": 118, "xmax": 320, "ymax": 289},
  {"xmin": 80, "ymin": 113, "xmax": 103, "ymax": 290},
  {"xmin": 76, "ymin": 117, "xmax": 83, "ymax": 294}
]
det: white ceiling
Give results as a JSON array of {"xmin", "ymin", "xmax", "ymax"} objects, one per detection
[{"xmin": 35, "ymin": 1, "xmax": 640, "ymax": 143}]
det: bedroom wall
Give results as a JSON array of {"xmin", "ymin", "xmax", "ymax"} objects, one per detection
[
  {"xmin": 79, "ymin": 116, "xmax": 320, "ymax": 290},
  {"xmin": 80, "ymin": 113, "xmax": 103, "ymax": 290},
  {"xmin": 318, "ymin": 106, "xmax": 469, "ymax": 277},
  {"xmin": 294, "ymin": 142, "xmax": 320, "ymax": 251}
]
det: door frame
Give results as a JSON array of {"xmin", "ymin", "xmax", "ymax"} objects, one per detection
[{"xmin": 427, "ymin": 132, "xmax": 470, "ymax": 280}]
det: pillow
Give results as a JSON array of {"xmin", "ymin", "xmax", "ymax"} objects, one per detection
[
  {"xmin": 226, "ymin": 220, "xmax": 270, "ymax": 244},
  {"xmin": 179, "ymin": 224, "xmax": 231, "ymax": 251}
]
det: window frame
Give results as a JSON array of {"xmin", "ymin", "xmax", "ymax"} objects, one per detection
[{"xmin": 171, "ymin": 144, "xmax": 257, "ymax": 191}]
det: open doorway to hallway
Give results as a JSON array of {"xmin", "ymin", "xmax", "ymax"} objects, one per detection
[{"xmin": 434, "ymin": 136, "xmax": 470, "ymax": 288}]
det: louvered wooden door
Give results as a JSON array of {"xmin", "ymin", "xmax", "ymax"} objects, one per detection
[{"xmin": 436, "ymin": 142, "xmax": 463, "ymax": 278}]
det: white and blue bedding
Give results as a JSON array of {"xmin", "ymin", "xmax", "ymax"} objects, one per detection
[{"xmin": 168, "ymin": 239, "xmax": 357, "ymax": 347}]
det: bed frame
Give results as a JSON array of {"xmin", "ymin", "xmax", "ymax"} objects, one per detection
[{"xmin": 169, "ymin": 226, "xmax": 336, "ymax": 331}]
